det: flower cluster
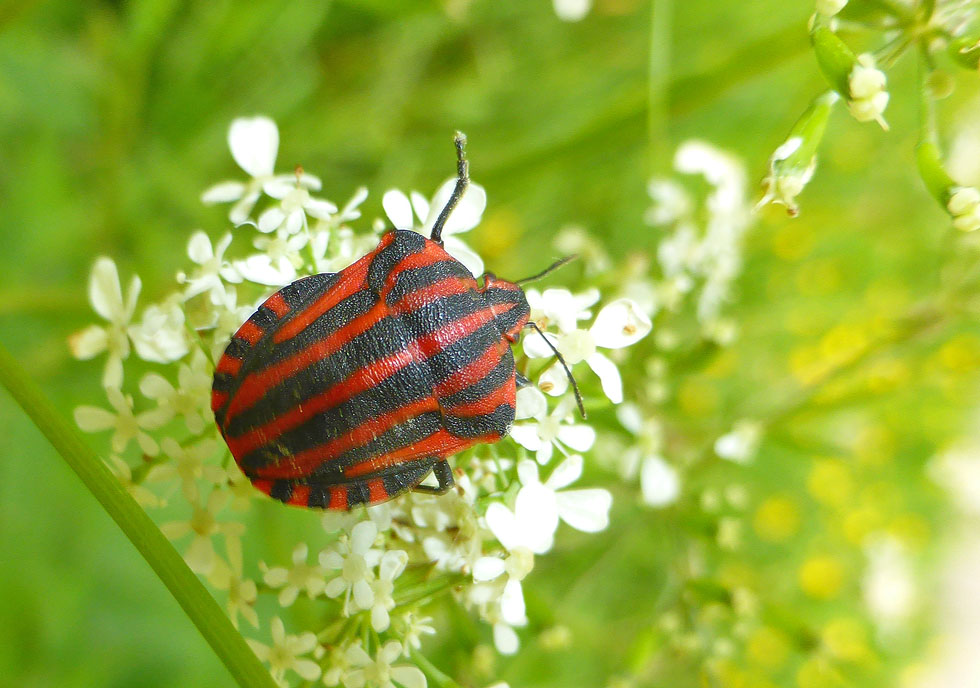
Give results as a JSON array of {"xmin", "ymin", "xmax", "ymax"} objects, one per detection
[{"xmin": 68, "ymin": 116, "xmax": 649, "ymax": 686}]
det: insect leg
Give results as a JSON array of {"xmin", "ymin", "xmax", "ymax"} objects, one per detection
[{"xmin": 411, "ymin": 459, "xmax": 456, "ymax": 495}]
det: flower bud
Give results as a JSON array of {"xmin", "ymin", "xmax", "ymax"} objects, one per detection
[
  {"xmin": 757, "ymin": 91, "xmax": 838, "ymax": 215},
  {"xmin": 811, "ymin": 23, "xmax": 889, "ymax": 128},
  {"xmin": 846, "ymin": 55, "xmax": 889, "ymax": 127},
  {"xmin": 947, "ymin": 187, "xmax": 980, "ymax": 232}
]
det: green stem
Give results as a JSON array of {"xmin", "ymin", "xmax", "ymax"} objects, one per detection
[
  {"xmin": 0, "ymin": 343, "xmax": 276, "ymax": 688},
  {"xmin": 412, "ymin": 649, "xmax": 464, "ymax": 688}
]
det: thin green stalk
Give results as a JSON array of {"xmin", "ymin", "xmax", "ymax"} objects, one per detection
[
  {"xmin": 0, "ymin": 343, "xmax": 276, "ymax": 688},
  {"xmin": 412, "ymin": 649, "xmax": 464, "ymax": 688}
]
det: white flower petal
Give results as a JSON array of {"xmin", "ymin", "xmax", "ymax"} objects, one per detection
[
  {"xmin": 423, "ymin": 179, "xmax": 487, "ymax": 235},
  {"xmin": 545, "ymin": 455, "xmax": 583, "ymax": 490},
  {"xmin": 555, "ymin": 488, "xmax": 612, "ymax": 532},
  {"xmin": 294, "ymin": 659, "xmax": 321, "ymax": 681},
  {"xmin": 473, "ymin": 557, "xmax": 507, "ymax": 582},
  {"xmin": 538, "ymin": 363, "xmax": 569, "ymax": 397},
  {"xmin": 236, "ymin": 255, "xmax": 296, "ymax": 286},
  {"xmin": 514, "ymin": 484, "xmax": 558, "ymax": 554},
  {"xmin": 485, "ymin": 502, "xmax": 520, "ymax": 552},
  {"xmin": 228, "ymin": 116, "xmax": 278, "ymax": 178},
  {"xmin": 257, "ymin": 207, "xmax": 285, "ymax": 233},
  {"xmin": 351, "ymin": 521, "xmax": 378, "ymax": 554},
  {"xmin": 517, "ymin": 459, "xmax": 541, "ymax": 487},
  {"xmin": 509, "ymin": 425, "xmax": 542, "ymax": 451},
  {"xmin": 591, "ymin": 299, "xmax": 652, "ymax": 348},
  {"xmin": 586, "ymin": 351, "xmax": 623, "ymax": 404},
  {"xmin": 391, "ymin": 666, "xmax": 427, "ymax": 688},
  {"xmin": 443, "ymin": 237, "xmax": 484, "ymax": 277},
  {"xmin": 201, "ymin": 180, "xmax": 246, "ymax": 204},
  {"xmin": 515, "ymin": 386, "xmax": 548, "ymax": 420},
  {"xmin": 353, "ymin": 579, "xmax": 374, "ymax": 610},
  {"xmin": 187, "ymin": 232, "xmax": 214, "ymax": 264},
  {"xmin": 68, "ymin": 325, "xmax": 108, "ymax": 360},
  {"xmin": 557, "ymin": 425, "xmax": 596, "ymax": 452},
  {"xmin": 73, "ymin": 406, "xmax": 116, "ymax": 432},
  {"xmin": 371, "ymin": 604, "xmax": 390, "ymax": 632},
  {"xmin": 409, "ymin": 191, "xmax": 430, "ymax": 223},
  {"xmin": 553, "ymin": 0, "xmax": 592, "ymax": 21},
  {"xmin": 324, "ymin": 577, "xmax": 347, "ymax": 598},
  {"xmin": 379, "ymin": 550, "xmax": 408, "ymax": 581},
  {"xmin": 89, "ymin": 257, "xmax": 125, "ymax": 322},
  {"xmin": 305, "ymin": 198, "xmax": 337, "ymax": 220},
  {"xmin": 494, "ymin": 623, "xmax": 520, "ymax": 655},
  {"xmin": 524, "ymin": 330, "xmax": 559, "ymax": 359},
  {"xmin": 501, "ymin": 578, "xmax": 527, "ymax": 625},
  {"xmin": 383, "ymin": 190, "xmax": 414, "ymax": 229},
  {"xmin": 229, "ymin": 191, "xmax": 260, "ymax": 225},
  {"xmin": 641, "ymin": 455, "xmax": 680, "ymax": 507}
]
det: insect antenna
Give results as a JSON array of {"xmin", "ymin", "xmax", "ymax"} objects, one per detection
[
  {"xmin": 527, "ymin": 320, "xmax": 587, "ymax": 419},
  {"xmin": 516, "ymin": 254, "xmax": 578, "ymax": 285},
  {"xmin": 430, "ymin": 131, "xmax": 470, "ymax": 245}
]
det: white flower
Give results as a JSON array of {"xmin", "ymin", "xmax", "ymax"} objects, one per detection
[
  {"xmin": 263, "ymin": 543, "xmax": 328, "ymax": 607},
  {"xmin": 847, "ymin": 54, "xmax": 889, "ymax": 128},
  {"xmin": 257, "ymin": 181, "xmax": 338, "ymax": 234},
  {"xmin": 342, "ymin": 640, "xmax": 426, "ymax": 688},
  {"xmin": 177, "ymin": 231, "xmax": 241, "ymax": 301},
  {"xmin": 74, "ymin": 386, "xmax": 168, "ymax": 455},
  {"xmin": 382, "ymin": 178, "xmax": 487, "ymax": 276},
  {"xmin": 320, "ymin": 521, "xmax": 382, "ymax": 614},
  {"xmin": 160, "ymin": 490, "xmax": 245, "ymax": 575},
  {"xmin": 201, "ymin": 116, "xmax": 321, "ymax": 224},
  {"xmin": 104, "ymin": 454, "xmax": 163, "ymax": 508},
  {"xmin": 321, "ymin": 503, "xmax": 393, "ymax": 534},
  {"xmin": 68, "ymin": 257, "xmax": 141, "ymax": 388},
  {"xmin": 616, "ymin": 404, "xmax": 680, "ymax": 507},
  {"xmin": 525, "ymin": 298, "xmax": 651, "ymax": 403},
  {"xmin": 247, "ymin": 617, "xmax": 321, "ymax": 687},
  {"xmin": 756, "ymin": 136, "xmax": 817, "ymax": 217},
  {"xmin": 511, "ymin": 390, "xmax": 595, "ymax": 465},
  {"xmin": 146, "ymin": 436, "xmax": 224, "ymax": 502},
  {"xmin": 236, "ymin": 229, "xmax": 308, "ymax": 286},
  {"xmin": 714, "ymin": 419, "xmax": 763, "ymax": 464},
  {"xmin": 210, "ymin": 537, "xmax": 258, "ymax": 629},
  {"xmin": 397, "ymin": 612, "xmax": 436, "ymax": 654},
  {"xmin": 128, "ymin": 295, "xmax": 190, "ymax": 363},
  {"xmin": 517, "ymin": 456, "xmax": 612, "ymax": 533},
  {"xmin": 138, "ymin": 349, "xmax": 212, "ymax": 435},
  {"xmin": 369, "ymin": 550, "xmax": 408, "ymax": 631},
  {"xmin": 524, "ymin": 287, "xmax": 599, "ymax": 334},
  {"xmin": 553, "ymin": 0, "xmax": 591, "ymax": 21},
  {"xmin": 947, "ymin": 186, "xmax": 980, "ymax": 232},
  {"xmin": 472, "ymin": 548, "xmax": 534, "ymax": 626}
]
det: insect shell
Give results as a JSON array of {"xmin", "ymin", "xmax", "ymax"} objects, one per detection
[{"xmin": 211, "ymin": 134, "xmax": 549, "ymax": 511}]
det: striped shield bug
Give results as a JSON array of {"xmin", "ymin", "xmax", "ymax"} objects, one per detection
[{"xmin": 211, "ymin": 133, "xmax": 582, "ymax": 510}]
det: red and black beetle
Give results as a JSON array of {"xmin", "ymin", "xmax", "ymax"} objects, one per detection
[{"xmin": 211, "ymin": 134, "xmax": 580, "ymax": 510}]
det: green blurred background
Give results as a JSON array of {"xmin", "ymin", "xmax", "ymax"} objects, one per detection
[{"xmin": 2, "ymin": 1, "xmax": 977, "ymax": 686}]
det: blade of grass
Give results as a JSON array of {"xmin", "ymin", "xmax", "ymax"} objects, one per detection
[{"xmin": 0, "ymin": 342, "xmax": 276, "ymax": 688}]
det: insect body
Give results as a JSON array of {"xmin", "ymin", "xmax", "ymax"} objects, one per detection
[{"xmin": 211, "ymin": 134, "xmax": 542, "ymax": 510}]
